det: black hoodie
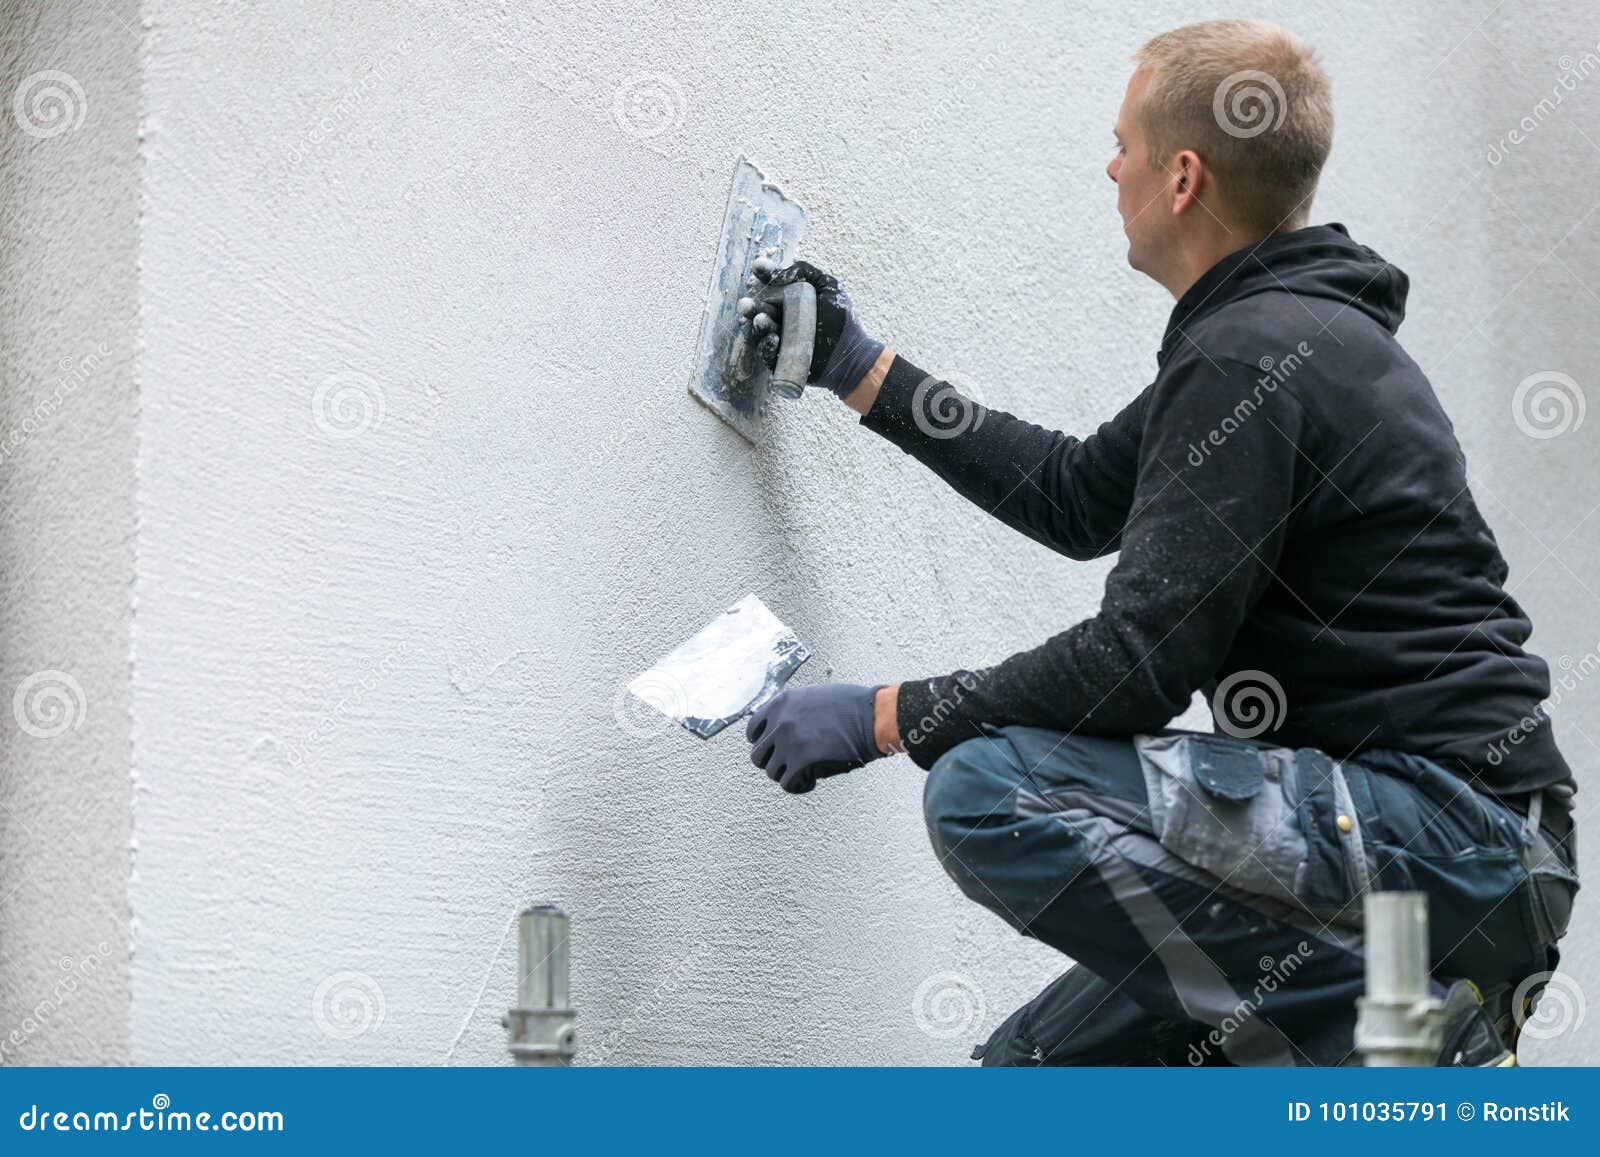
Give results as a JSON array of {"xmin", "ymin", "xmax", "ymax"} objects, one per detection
[{"xmin": 864, "ymin": 224, "xmax": 1572, "ymax": 798}]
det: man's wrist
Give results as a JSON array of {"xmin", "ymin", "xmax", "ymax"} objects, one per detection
[
  {"xmin": 873, "ymin": 683, "xmax": 904, "ymax": 755},
  {"xmin": 843, "ymin": 348, "xmax": 896, "ymax": 415}
]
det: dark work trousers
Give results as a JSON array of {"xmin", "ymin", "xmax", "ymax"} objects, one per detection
[{"xmin": 923, "ymin": 726, "xmax": 1579, "ymax": 1066}]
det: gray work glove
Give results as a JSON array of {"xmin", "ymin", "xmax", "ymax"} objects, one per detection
[
  {"xmin": 746, "ymin": 683, "xmax": 884, "ymax": 794},
  {"xmin": 750, "ymin": 261, "xmax": 885, "ymax": 399}
]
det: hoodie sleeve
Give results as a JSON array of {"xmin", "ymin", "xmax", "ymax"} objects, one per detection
[
  {"xmin": 893, "ymin": 350, "xmax": 1310, "ymax": 768},
  {"xmin": 860, "ymin": 355, "xmax": 1149, "ymax": 560}
]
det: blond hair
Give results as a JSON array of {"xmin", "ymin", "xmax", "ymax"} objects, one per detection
[{"xmin": 1133, "ymin": 20, "xmax": 1332, "ymax": 230}]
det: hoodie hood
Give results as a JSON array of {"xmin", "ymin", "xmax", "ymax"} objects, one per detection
[{"xmin": 1161, "ymin": 224, "xmax": 1410, "ymax": 362}]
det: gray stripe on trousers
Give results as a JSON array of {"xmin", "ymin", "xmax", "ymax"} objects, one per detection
[{"xmin": 1047, "ymin": 803, "xmax": 1300, "ymax": 1066}]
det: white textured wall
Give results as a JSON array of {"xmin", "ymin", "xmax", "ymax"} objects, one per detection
[
  {"xmin": 1454, "ymin": 3, "xmax": 1600, "ymax": 1064},
  {"xmin": 5, "ymin": 0, "xmax": 1596, "ymax": 1065},
  {"xmin": 0, "ymin": 0, "xmax": 138, "ymax": 1063}
]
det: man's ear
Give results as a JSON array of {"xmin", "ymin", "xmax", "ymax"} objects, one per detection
[{"xmin": 1170, "ymin": 149, "xmax": 1204, "ymax": 215}]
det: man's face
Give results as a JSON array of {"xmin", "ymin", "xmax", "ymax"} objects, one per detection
[{"xmin": 1107, "ymin": 69, "xmax": 1171, "ymax": 277}]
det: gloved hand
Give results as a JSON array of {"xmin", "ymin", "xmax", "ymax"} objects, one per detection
[
  {"xmin": 746, "ymin": 683, "xmax": 884, "ymax": 794},
  {"xmin": 747, "ymin": 260, "xmax": 885, "ymax": 399}
]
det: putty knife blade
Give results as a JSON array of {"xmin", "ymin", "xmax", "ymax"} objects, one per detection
[{"xmin": 628, "ymin": 594, "xmax": 810, "ymax": 739}]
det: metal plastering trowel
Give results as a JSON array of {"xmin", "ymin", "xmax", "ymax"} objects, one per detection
[
  {"xmin": 627, "ymin": 594, "xmax": 810, "ymax": 739},
  {"xmin": 687, "ymin": 156, "xmax": 815, "ymax": 443}
]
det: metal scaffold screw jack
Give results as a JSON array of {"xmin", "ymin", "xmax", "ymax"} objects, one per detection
[
  {"xmin": 1355, "ymin": 892, "xmax": 1443, "ymax": 1066},
  {"xmin": 503, "ymin": 905, "xmax": 577, "ymax": 1066}
]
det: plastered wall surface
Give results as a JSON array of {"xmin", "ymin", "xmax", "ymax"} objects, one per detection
[
  {"xmin": 0, "ymin": 0, "xmax": 138, "ymax": 1063},
  {"xmin": 3, "ymin": 0, "xmax": 1595, "ymax": 1065},
  {"xmin": 1449, "ymin": 4, "xmax": 1600, "ymax": 1064}
]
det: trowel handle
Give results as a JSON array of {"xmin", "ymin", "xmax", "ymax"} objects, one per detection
[{"xmin": 759, "ymin": 280, "xmax": 815, "ymax": 400}]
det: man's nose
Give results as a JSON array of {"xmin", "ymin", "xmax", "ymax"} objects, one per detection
[{"xmin": 1107, "ymin": 155, "xmax": 1120, "ymax": 183}]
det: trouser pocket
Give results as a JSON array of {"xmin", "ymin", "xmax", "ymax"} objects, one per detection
[
  {"xmin": 1135, "ymin": 733, "xmax": 1355, "ymax": 913},
  {"xmin": 1522, "ymin": 798, "xmax": 1580, "ymax": 949},
  {"xmin": 1345, "ymin": 755, "xmax": 1570, "ymax": 986},
  {"xmin": 1529, "ymin": 869, "xmax": 1577, "ymax": 949}
]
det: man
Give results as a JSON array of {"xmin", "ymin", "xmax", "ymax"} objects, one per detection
[{"xmin": 741, "ymin": 19, "xmax": 1578, "ymax": 1065}]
